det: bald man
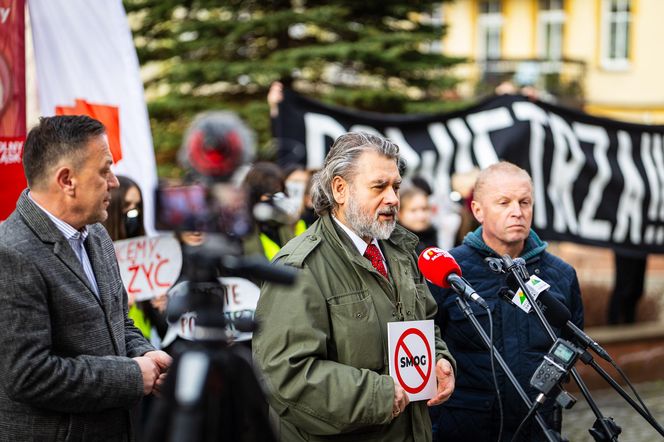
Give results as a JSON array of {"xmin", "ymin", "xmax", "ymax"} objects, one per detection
[{"xmin": 429, "ymin": 161, "xmax": 583, "ymax": 442}]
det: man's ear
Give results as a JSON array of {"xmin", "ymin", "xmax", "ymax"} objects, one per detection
[
  {"xmin": 331, "ymin": 175, "xmax": 347, "ymax": 205},
  {"xmin": 470, "ymin": 199, "xmax": 484, "ymax": 224},
  {"xmin": 55, "ymin": 166, "xmax": 76, "ymax": 196}
]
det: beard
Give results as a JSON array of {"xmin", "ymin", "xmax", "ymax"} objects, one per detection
[{"xmin": 345, "ymin": 191, "xmax": 398, "ymax": 240}]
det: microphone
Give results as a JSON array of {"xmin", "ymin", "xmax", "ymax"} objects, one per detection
[
  {"xmin": 179, "ymin": 111, "xmax": 255, "ymax": 181},
  {"xmin": 418, "ymin": 247, "xmax": 489, "ymax": 309},
  {"xmin": 538, "ymin": 291, "xmax": 612, "ymax": 362},
  {"xmin": 504, "ymin": 274, "xmax": 612, "ymax": 362}
]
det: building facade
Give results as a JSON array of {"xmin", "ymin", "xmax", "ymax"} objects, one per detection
[{"xmin": 441, "ymin": 0, "xmax": 664, "ymax": 123}]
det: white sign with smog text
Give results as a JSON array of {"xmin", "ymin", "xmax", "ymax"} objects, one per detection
[
  {"xmin": 388, "ymin": 320, "xmax": 437, "ymax": 401},
  {"xmin": 114, "ymin": 235, "xmax": 182, "ymax": 302}
]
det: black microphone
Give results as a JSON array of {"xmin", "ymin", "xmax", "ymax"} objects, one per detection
[
  {"xmin": 447, "ymin": 274, "xmax": 490, "ymax": 310},
  {"xmin": 504, "ymin": 275, "xmax": 612, "ymax": 362},
  {"xmin": 220, "ymin": 255, "xmax": 298, "ymax": 285},
  {"xmin": 539, "ymin": 291, "xmax": 612, "ymax": 363}
]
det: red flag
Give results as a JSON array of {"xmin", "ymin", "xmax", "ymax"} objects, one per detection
[
  {"xmin": 56, "ymin": 99, "xmax": 123, "ymax": 163},
  {"xmin": 0, "ymin": 0, "xmax": 26, "ymax": 220}
]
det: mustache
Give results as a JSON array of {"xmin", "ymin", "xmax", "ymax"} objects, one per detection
[{"xmin": 376, "ymin": 206, "xmax": 398, "ymax": 218}]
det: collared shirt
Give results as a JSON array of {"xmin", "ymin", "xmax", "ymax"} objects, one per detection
[
  {"xmin": 332, "ymin": 216, "xmax": 388, "ymax": 276},
  {"xmin": 28, "ymin": 192, "xmax": 100, "ymax": 297}
]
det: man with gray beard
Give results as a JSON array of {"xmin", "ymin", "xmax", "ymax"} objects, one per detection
[{"xmin": 253, "ymin": 132, "xmax": 456, "ymax": 442}]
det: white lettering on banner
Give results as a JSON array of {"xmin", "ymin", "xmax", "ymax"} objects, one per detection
[
  {"xmin": 348, "ymin": 124, "xmax": 382, "ymax": 137},
  {"xmin": 465, "ymin": 107, "xmax": 508, "ymax": 169},
  {"xmin": 385, "ymin": 127, "xmax": 421, "ymax": 173},
  {"xmin": 446, "ymin": 118, "xmax": 474, "ymax": 173},
  {"xmin": 575, "ymin": 122, "xmax": 612, "ymax": 241},
  {"xmin": 512, "ymin": 102, "xmax": 549, "ymax": 229},
  {"xmin": 641, "ymin": 134, "xmax": 660, "ymax": 246},
  {"xmin": 548, "ymin": 114, "xmax": 585, "ymax": 234},
  {"xmin": 0, "ymin": 7, "xmax": 10, "ymax": 24},
  {"xmin": 303, "ymin": 113, "xmax": 345, "ymax": 169},
  {"xmin": 346, "ymin": 124, "xmax": 422, "ymax": 176},
  {"xmin": 299, "ymin": 101, "xmax": 664, "ymax": 248},
  {"xmin": 416, "ymin": 150, "xmax": 437, "ymax": 189},
  {"xmin": 428, "ymin": 122, "xmax": 454, "ymax": 196},
  {"xmin": 0, "ymin": 140, "xmax": 23, "ymax": 165},
  {"xmin": 613, "ymin": 131, "xmax": 645, "ymax": 244},
  {"xmin": 651, "ymin": 134, "xmax": 664, "ymax": 221}
]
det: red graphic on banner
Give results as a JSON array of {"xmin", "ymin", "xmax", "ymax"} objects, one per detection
[
  {"xmin": 394, "ymin": 328, "xmax": 433, "ymax": 394},
  {"xmin": 0, "ymin": 0, "xmax": 26, "ymax": 221},
  {"xmin": 56, "ymin": 99, "xmax": 123, "ymax": 163}
]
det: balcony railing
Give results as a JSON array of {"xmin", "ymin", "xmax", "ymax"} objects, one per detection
[{"xmin": 473, "ymin": 57, "xmax": 587, "ymax": 108}]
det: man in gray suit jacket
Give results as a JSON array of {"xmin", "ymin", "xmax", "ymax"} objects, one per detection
[{"xmin": 0, "ymin": 115, "xmax": 172, "ymax": 440}]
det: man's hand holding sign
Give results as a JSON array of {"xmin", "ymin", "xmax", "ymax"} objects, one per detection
[{"xmin": 428, "ymin": 357, "xmax": 455, "ymax": 406}]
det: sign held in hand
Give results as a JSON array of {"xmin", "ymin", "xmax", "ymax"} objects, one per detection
[
  {"xmin": 388, "ymin": 320, "xmax": 437, "ymax": 401},
  {"xmin": 114, "ymin": 235, "xmax": 182, "ymax": 301}
]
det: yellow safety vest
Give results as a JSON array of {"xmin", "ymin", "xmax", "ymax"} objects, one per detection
[
  {"xmin": 259, "ymin": 220, "xmax": 307, "ymax": 261},
  {"xmin": 128, "ymin": 304, "xmax": 152, "ymax": 339}
]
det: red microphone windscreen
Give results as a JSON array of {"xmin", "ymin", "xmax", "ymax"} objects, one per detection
[{"xmin": 418, "ymin": 247, "xmax": 462, "ymax": 288}]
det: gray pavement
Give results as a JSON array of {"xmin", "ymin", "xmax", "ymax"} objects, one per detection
[{"xmin": 562, "ymin": 380, "xmax": 664, "ymax": 441}]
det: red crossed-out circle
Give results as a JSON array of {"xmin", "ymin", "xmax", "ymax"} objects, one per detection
[{"xmin": 394, "ymin": 328, "xmax": 432, "ymax": 394}]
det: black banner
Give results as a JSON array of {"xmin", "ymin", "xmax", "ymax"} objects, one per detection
[{"xmin": 274, "ymin": 90, "xmax": 664, "ymax": 254}]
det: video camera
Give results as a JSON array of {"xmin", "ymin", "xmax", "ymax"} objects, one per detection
[
  {"xmin": 146, "ymin": 111, "xmax": 287, "ymax": 442},
  {"xmin": 153, "ymin": 111, "xmax": 297, "ymax": 337}
]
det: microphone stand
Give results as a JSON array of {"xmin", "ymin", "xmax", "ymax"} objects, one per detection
[
  {"xmin": 503, "ymin": 256, "xmax": 620, "ymax": 442},
  {"xmin": 454, "ymin": 296, "xmax": 563, "ymax": 442},
  {"xmin": 574, "ymin": 341, "xmax": 664, "ymax": 437}
]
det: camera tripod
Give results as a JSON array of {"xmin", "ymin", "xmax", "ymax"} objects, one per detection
[{"xmin": 144, "ymin": 240, "xmax": 294, "ymax": 442}]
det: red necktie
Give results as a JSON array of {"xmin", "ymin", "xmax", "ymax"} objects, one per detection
[{"xmin": 364, "ymin": 243, "xmax": 388, "ymax": 278}]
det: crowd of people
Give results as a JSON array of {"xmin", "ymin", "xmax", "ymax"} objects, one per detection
[{"xmin": 0, "ymin": 88, "xmax": 649, "ymax": 441}]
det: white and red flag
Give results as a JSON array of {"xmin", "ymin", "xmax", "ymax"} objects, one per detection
[{"xmin": 28, "ymin": 0, "xmax": 157, "ymax": 231}]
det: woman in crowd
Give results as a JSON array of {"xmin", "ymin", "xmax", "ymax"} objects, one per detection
[
  {"xmin": 102, "ymin": 175, "xmax": 168, "ymax": 440},
  {"xmin": 242, "ymin": 161, "xmax": 304, "ymax": 261},
  {"xmin": 398, "ymin": 185, "xmax": 438, "ymax": 254},
  {"xmin": 103, "ymin": 175, "xmax": 168, "ymax": 340}
]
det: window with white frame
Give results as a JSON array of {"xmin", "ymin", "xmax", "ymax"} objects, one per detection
[
  {"xmin": 538, "ymin": 0, "xmax": 565, "ymax": 61},
  {"xmin": 429, "ymin": 3, "xmax": 444, "ymax": 53},
  {"xmin": 478, "ymin": 0, "xmax": 503, "ymax": 60},
  {"xmin": 601, "ymin": 0, "xmax": 631, "ymax": 69}
]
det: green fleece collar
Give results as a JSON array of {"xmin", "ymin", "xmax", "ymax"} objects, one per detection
[{"xmin": 463, "ymin": 226, "xmax": 547, "ymax": 260}]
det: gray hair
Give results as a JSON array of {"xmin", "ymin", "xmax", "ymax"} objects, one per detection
[{"xmin": 311, "ymin": 132, "xmax": 400, "ymax": 216}]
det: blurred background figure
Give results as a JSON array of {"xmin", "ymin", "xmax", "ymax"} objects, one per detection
[
  {"xmin": 267, "ymin": 81, "xmax": 309, "ymax": 169},
  {"xmin": 267, "ymin": 81, "xmax": 283, "ymax": 119},
  {"xmin": 101, "ymin": 174, "xmax": 168, "ymax": 441},
  {"xmin": 102, "ymin": 175, "xmax": 168, "ymax": 342},
  {"xmin": 284, "ymin": 164, "xmax": 318, "ymax": 228},
  {"xmin": 398, "ymin": 185, "xmax": 437, "ymax": 255},
  {"xmin": 450, "ymin": 169, "xmax": 481, "ymax": 246},
  {"xmin": 608, "ymin": 251, "xmax": 648, "ymax": 325},
  {"xmin": 242, "ymin": 161, "xmax": 304, "ymax": 261}
]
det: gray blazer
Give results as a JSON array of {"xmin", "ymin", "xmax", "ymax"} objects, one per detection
[{"xmin": 0, "ymin": 190, "xmax": 154, "ymax": 441}]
